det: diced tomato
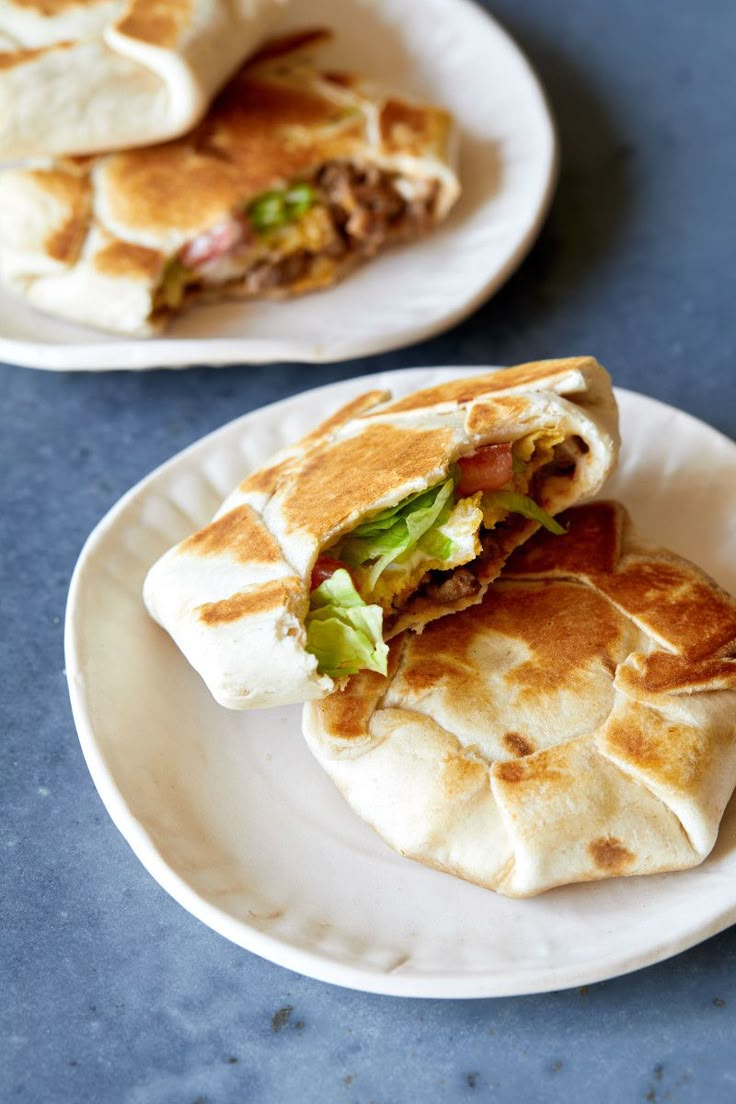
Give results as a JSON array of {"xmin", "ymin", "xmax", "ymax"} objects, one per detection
[
  {"xmin": 310, "ymin": 557, "xmax": 357, "ymax": 591},
  {"xmin": 179, "ymin": 217, "xmax": 248, "ymax": 270},
  {"xmin": 456, "ymin": 443, "xmax": 513, "ymax": 496}
]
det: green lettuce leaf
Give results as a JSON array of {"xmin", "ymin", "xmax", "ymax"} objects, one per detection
[
  {"xmin": 482, "ymin": 491, "xmax": 566, "ymax": 534},
  {"xmin": 305, "ymin": 569, "xmax": 388, "ymax": 679},
  {"xmin": 339, "ymin": 478, "xmax": 457, "ymax": 591},
  {"xmin": 247, "ymin": 182, "xmax": 316, "ymax": 233}
]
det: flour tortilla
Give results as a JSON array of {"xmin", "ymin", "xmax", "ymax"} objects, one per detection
[
  {"xmin": 303, "ymin": 501, "xmax": 736, "ymax": 896},
  {"xmin": 0, "ymin": 0, "xmax": 285, "ymax": 159},
  {"xmin": 143, "ymin": 358, "xmax": 619, "ymax": 709},
  {"xmin": 0, "ymin": 29, "xmax": 460, "ymax": 334}
]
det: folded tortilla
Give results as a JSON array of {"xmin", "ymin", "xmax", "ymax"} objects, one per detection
[
  {"xmin": 143, "ymin": 358, "xmax": 619, "ymax": 709},
  {"xmin": 0, "ymin": 29, "xmax": 460, "ymax": 335},
  {"xmin": 0, "ymin": 0, "xmax": 285, "ymax": 158},
  {"xmin": 303, "ymin": 501, "xmax": 736, "ymax": 897}
]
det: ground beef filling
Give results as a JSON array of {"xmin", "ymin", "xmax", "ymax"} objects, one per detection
[
  {"xmin": 317, "ymin": 161, "xmax": 437, "ymax": 255},
  {"xmin": 155, "ymin": 162, "xmax": 438, "ymax": 313}
]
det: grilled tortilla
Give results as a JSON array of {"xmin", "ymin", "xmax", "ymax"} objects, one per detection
[
  {"xmin": 143, "ymin": 358, "xmax": 619, "ymax": 709},
  {"xmin": 0, "ymin": 0, "xmax": 284, "ymax": 158},
  {"xmin": 0, "ymin": 29, "xmax": 459, "ymax": 335},
  {"xmin": 303, "ymin": 502, "xmax": 736, "ymax": 897}
]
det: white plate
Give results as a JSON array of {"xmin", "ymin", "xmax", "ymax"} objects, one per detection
[
  {"xmin": 65, "ymin": 368, "xmax": 736, "ymax": 998},
  {"xmin": 2, "ymin": 0, "xmax": 556, "ymax": 371}
]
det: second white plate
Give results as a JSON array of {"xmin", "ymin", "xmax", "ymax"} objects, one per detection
[
  {"xmin": 1, "ymin": 0, "xmax": 556, "ymax": 370},
  {"xmin": 65, "ymin": 368, "xmax": 736, "ymax": 998}
]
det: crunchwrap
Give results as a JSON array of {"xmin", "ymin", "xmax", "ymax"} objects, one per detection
[
  {"xmin": 303, "ymin": 501, "xmax": 736, "ymax": 896},
  {"xmin": 143, "ymin": 358, "xmax": 619, "ymax": 709},
  {"xmin": 0, "ymin": 29, "xmax": 459, "ymax": 334}
]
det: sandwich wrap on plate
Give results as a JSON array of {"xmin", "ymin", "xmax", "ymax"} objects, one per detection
[
  {"xmin": 0, "ymin": 29, "xmax": 459, "ymax": 335},
  {"xmin": 303, "ymin": 502, "xmax": 736, "ymax": 897},
  {"xmin": 0, "ymin": 0, "xmax": 285, "ymax": 158},
  {"xmin": 143, "ymin": 358, "xmax": 619, "ymax": 709}
]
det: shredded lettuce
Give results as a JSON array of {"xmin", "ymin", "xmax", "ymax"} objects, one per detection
[
  {"xmin": 305, "ymin": 569, "xmax": 388, "ymax": 679},
  {"xmin": 482, "ymin": 491, "xmax": 566, "ymax": 534},
  {"xmin": 247, "ymin": 182, "xmax": 316, "ymax": 233},
  {"xmin": 338, "ymin": 478, "xmax": 457, "ymax": 592}
]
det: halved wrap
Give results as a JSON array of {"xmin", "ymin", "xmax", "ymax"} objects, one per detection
[
  {"xmin": 0, "ymin": 29, "xmax": 459, "ymax": 335},
  {"xmin": 143, "ymin": 357, "xmax": 619, "ymax": 709},
  {"xmin": 303, "ymin": 501, "xmax": 736, "ymax": 897},
  {"xmin": 0, "ymin": 0, "xmax": 285, "ymax": 158}
]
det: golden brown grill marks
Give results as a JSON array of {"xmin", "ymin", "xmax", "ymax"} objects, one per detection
[
  {"xmin": 197, "ymin": 576, "xmax": 302, "ymax": 626},
  {"xmin": 116, "ymin": 0, "xmax": 193, "ymax": 50},
  {"xmin": 506, "ymin": 501, "xmax": 623, "ymax": 580},
  {"xmin": 27, "ymin": 168, "xmax": 92, "ymax": 265},
  {"xmin": 374, "ymin": 358, "xmax": 593, "ymax": 415},
  {"xmin": 317, "ymin": 671, "xmax": 388, "ymax": 741},
  {"xmin": 596, "ymin": 558, "xmax": 736, "ymax": 661},
  {"xmin": 0, "ymin": 41, "xmax": 73, "ymax": 67},
  {"xmin": 102, "ymin": 75, "xmax": 361, "ymax": 237},
  {"xmin": 621, "ymin": 651, "xmax": 736, "ymax": 695},
  {"xmin": 463, "ymin": 396, "xmax": 535, "ymax": 437},
  {"xmin": 238, "ymin": 456, "xmax": 296, "ymax": 499},
  {"xmin": 493, "ymin": 584, "xmax": 625, "ymax": 699},
  {"xmin": 298, "ymin": 390, "xmax": 390, "ymax": 449},
  {"xmin": 379, "ymin": 98, "xmax": 447, "ymax": 157},
  {"xmin": 94, "ymin": 238, "xmax": 163, "ymax": 279},
  {"xmin": 493, "ymin": 753, "xmax": 564, "ymax": 786},
  {"xmin": 180, "ymin": 504, "xmax": 282, "ymax": 565},
  {"xmin": 318, "ymin": 640, "xmax": 402, "ymax": 738},
  {"xmin": 237, "ymin": 394, "xmax": 391, "ymax": 500},
  {"xmin": 399, "ymin": 580, "xmax": 627, "ymax": 705},
  {"xmin": 278, "ymin": 423, "xmax": 454, "ymax": 540},
  {"xmin": 588, "ymin": 836, "xmax": 635, "ymax": 873},
  {"xmin": 441, "ymin": 751, "xmax": 488, "ymax": 798},
  {"xmin": 601, "ymin": 707, "xmax": 717, "ymax": 795},
  {"xmin": 395, "ymin": 650, "xmax": 476, "ymax": 698},
  {"xmin": 5, "ymin": 0, "xmax": 102, "ymax": 11}
]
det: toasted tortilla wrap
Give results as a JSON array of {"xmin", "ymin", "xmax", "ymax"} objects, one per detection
[
  {"xmin": 0, "ymin": 0, "xmax": 285, "ymax": 158},
  {"xmin": 303, "ymin": 501, "xmax": 736, "ymax": 897},
  {"xmin": 0, "ymin": 29, "xmax": 460, "ymax": 335},
  {"xmin": 143, "ymin": 358, "xmax": 619, "ymax": 709}
]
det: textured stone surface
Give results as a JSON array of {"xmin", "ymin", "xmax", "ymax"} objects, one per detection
[{"xmin": 2, "ymin": 1, "xmax": 736, "ymax": 1101}]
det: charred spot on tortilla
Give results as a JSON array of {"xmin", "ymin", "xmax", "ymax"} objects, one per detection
[
  {"xmin": 197, "ymin": 577, "xmax": 303, "ymax": 626},
  {"xmin": 588, "ymin": 837, "xmax": 636, "ymax": 873},
  {"xmin": 115, "ymin": 0, "xmax": 195, "ymax": 51},
  {"xmin": 180, "ymin": 505, "xmax": 283, "ymax": 564},
  {"xmin": 503, "ymin": 732, "xmax": 535, "ymax": 758}
]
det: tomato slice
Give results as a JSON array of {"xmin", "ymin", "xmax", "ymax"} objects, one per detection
[
  {"xmin": 179, "ymin": 217, "xmax": 247, "ymax": 270},
  {"xmin": 456, "ymin": 443, "xmax": 513, "ymax": 496},
  {"xmin": 310, "ymin": 557, "xmax": 357, "ymax": 591}
]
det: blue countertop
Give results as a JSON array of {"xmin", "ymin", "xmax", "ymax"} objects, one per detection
[{"xmin": 3, "ymin": 1, "xmax": 736, "ymax": 1100}]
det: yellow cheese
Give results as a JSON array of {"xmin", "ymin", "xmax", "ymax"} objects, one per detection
[{"xmin": 358, "ymin": 493, "xmax": 483, "ymax": 611}]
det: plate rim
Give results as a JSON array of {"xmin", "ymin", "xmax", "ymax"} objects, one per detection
[
  {"xmin": 2, "ymin": 0, "xmax": 558, "ymax": 371},
  {"xmin": 65, "ymin": 367, "xmax": 736, "ymax": 998}
]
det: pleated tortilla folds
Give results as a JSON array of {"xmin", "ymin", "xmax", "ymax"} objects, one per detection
[
  {"xmin": 143, "ymin": 358, "xmax": 619, "ymax": 709},
  {"xmin": 0, "ymin": 0, "xmax": 285, "ymax": 158},
  {"xmin": 0, "ymin": 29, "xmax": 460, "ymax": 334},
  {"xmin": 303, "ymin": 501, "xmax": 736, "ymax": 896}
]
